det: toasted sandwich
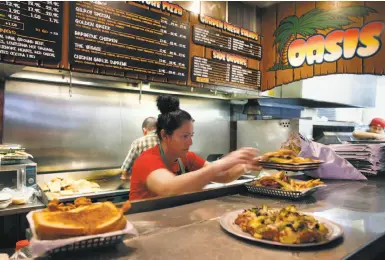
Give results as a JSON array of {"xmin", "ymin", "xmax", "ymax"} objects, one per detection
[{"xmin": 33, "ymin": 201, "xmax": 126, "ymax": 240}]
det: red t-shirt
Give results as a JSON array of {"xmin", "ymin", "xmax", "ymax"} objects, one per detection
[{"xmin": 129, "ymin": 145, "xmax": 206, "ymax": 201}]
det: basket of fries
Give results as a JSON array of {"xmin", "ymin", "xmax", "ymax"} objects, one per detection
[{"xmin": 245, "ymin": 172, "xmax": 325, "ymax": 200}]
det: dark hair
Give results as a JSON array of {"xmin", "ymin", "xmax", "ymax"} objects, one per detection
[
  {"xmin": 156, "ymin": 95, "xmax": 193, "ymax": 139},
  {"xmin": 142, "ymin": 117, "xmax": 157, "ymax": 130}
]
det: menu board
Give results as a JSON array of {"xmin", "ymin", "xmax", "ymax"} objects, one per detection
[
  {"xmin": 192, "ymin": 56, "xmax": 261, "ymax": 89},
  {"xmin": 0, "ymin": 1, "xmax": 62, "ymax": 65},
  {"xmin": 193, "ymin": 25, "xmax": 262, "ymax": 60},
  {"xmin": 69, "ymin": 1, "xmax": 190, "ymax": 84}
]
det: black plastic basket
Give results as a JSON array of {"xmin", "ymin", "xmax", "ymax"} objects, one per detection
[
  {"xmin": 244, "ymin": 183, "xmax": 317, "ymax": 200},
  {"xmin": 46, "ymin": 235, "xmax": 124, "ymax": 255}
]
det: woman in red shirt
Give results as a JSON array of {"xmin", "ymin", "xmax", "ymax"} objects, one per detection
[{"xmin": 130, "ymin": 95, "xmax": 261, "ymax": 201}]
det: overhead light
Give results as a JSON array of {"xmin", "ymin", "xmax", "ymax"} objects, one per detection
[{"xmin": 191, "ymin": 0, "xmax": 200, "ymax": 14}]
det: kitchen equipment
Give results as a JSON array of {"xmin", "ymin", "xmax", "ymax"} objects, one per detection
[
  {"xmin": 236, "ymin": 120, "xmax": 357, "ymax": 154},
  {"xmin": 0, "ymin": 144, "xmax": 33, "ymax": 165},
  {"xmin": 0, "ymin": 160, "xmax": 37, "ymax": 190},
  {"xmin": 37, "ymin": 169, "xmax": 129, "ymax": 205}
]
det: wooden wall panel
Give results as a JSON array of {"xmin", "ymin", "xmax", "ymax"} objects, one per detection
[
  {"xmin": 313, "ymin": 1, "xmax": 338, "ymax": 76},
  {"xmin": 248, "ymin": 59, "xmax": 259, "ymax": 70},
  {"xmin": 261, "ymin": 6, "xmax": 277, "ymax": 91},
  {"xmin": 61, "ymin": 2, "xmax": 70, "ymax": 70},
  {"xmin": 293, "ymin": 2, "xmax": 315, "ymax": 82},
  {"xmin": 336, "ymin": 1, "xmax": 364, "ymax": 74},
  {"xmin": 0, "ymin": 80, "xmax": 4, "ymax": 144},
  {"xmin": 275, "ymin": 2, "xmax": 295, "ymax": 86},
  {"xmin": 363, "ymin": 2, "xmax": 385, "ymax": 74},
  {"xmin": 187, "ymin": 13, "xmax": 204, "ymax": 87}
]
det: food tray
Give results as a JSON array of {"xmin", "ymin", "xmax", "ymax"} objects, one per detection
[
  {"xmin": 259, "ymin": 161, "xmax": 323, "ymax": 171},
  {"xmin": 36, "ymin": 181, "xmax": 129, "ymax": 206},
  {"xmin": 1, "ymin": 154, "xmax": 28, "ymax": 160},
  {"xmin": 244, "ymin": 182, "xmax": 320, "ymax": 200},
  {"xmin": 27, "ymin": 209, "xmax": 138, "ymax": 257},
  {"xmin": 45, "ymin": 235, "xmax": 124, "ymax": 256},
  {"xmin": 0, "ymin": 144, "xmax": 25, "ymax": 154},
  {"xmin": 347, "ymin": 140, "xmax": 385, "ymax": 144}
]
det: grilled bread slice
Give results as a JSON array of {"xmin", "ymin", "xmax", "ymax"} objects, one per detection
[{"xmin": 33, "ymin": 201, "xmax": 126, "ymax": 240}]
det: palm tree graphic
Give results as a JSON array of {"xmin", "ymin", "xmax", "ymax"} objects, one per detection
[{"xmin": 269, "ymin": 6, "xmax": 376, "ymax": 71}]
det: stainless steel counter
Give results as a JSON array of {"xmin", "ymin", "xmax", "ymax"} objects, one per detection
[
  {"xmin": 56, "ymin": 179, "xmax": 385, "ymax": 260},
  {"xmin": 0, "ymin": 200, "xmax": 45, "ymax": 217}
]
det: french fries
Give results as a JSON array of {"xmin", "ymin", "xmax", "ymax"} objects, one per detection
[{"xmin": 253, "ymin": 172, "xmax": 324, "ymax": 191}]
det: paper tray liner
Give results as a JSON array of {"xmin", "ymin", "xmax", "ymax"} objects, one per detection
[{"xmin": 27, "ymin": 208, "xmax": 138, "ymax": 257}]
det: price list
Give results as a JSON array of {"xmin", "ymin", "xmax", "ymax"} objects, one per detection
[
  {"xmin": 0, "ymin": 1, "xmax": 62, "ymax": 64},
  {"xmin": 69, "ymin": 1, "xmax": 190, "ymax": 83},
  {"xmin": 232, "ymin": 38, "xmax": 262, "ymax": 60},
  {"xmin": 192, "ymin": 56, "xmax": 261, "ymax": 90},
  {"xmin": 193, "ymin": 25, "xmax": 262, "ymax": 60},
  {"xmin": 231, "ymin": 64, "xmax": 261, "ymax": 89},
  {"xmin": 193, "ymin": 25, "xmax": 231, "ymax": 51},
  {"xmin": 192, "ymin": 56, "xmax": 231, "ymax": 85}
]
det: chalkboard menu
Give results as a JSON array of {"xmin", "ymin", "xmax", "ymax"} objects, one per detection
[
  {"xmin": 193, "ymin": 25, "xmax": 262, "ymax": 60},
  {"xmin": 192, "ymin": 56, "xmax": 261, "ymax": 89},
  {"xmin": 0, "ymin": 1, "xmax": 62, "ymax": 66},
  {"xmin": 69, "ymin": 1, "xmax": 190, "ymax": 84}
]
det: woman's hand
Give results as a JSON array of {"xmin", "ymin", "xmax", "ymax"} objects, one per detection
[
  {"xmin": 212, "ymin": 148, "xmax": 259, "ymax": 173},
  {"xmin": 243, "ymin": 156, "xmax": 263, "ymax": 173}
]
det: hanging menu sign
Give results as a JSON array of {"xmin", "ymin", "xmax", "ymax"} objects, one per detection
[
  {"xmin": 192, "ymin": 56, "xmax": 261, "ymax": 89},
  {"xmin": 193, "ymin": 25, "xmax": 262, "ymax": 60},
  {"xmin": 192, "ymin": 56, "xmax": 231, "ymax": 85},
  {"xmin": 69, "ymin": 1, "xmax": 190, "ymax": 84},
  {"xmin": 0, "ymin": 1, "xmax": 62, "ymax": 66}
]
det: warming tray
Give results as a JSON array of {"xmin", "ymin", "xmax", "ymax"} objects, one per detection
[
  {"xmin": 37, "ymin": 184, "xmax": 129, "ymax": 205},
  {"xmin": 36, "ymin": 169, "xmax": 129, "ymax": 205}
]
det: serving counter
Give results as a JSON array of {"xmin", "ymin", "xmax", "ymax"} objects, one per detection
[
  {"xmin": 0, "ymin": 200, "xmax": 44, "ymax": 217},
  {"xmin": 39, "ymin": 178, "xmax": 385, "ymax": 260}
]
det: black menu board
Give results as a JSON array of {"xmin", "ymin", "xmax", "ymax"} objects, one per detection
[
  {"xmin": 0, "ymin": 1, "xmax": 62, "ymax": 65},
  {"xmin": 69, "ymin": 2, "xmax": 190, "ymax": 84},
  {"xmin": 192, "ymin": 56, "xmax": 261, "ymax": 89},
  {"xmin": 193, "ymin": 25, "xmax": 262, "ymax": 60}
]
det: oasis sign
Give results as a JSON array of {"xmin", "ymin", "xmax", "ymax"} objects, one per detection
[
  {"xmin": 288, "ymin": 21, "xmax": 384, "ymax": 68},
  {"xmin": 269, "ymin": 6, "xmax": 385, "ymax": 71}
]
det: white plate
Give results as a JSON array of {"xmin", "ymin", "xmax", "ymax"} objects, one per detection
[
  {"xmin": 0, "ymin": 193, "xmax": 12, "ymax": 202},
  {"xmin": 0, "ymin": 200, "xmax": 12, "ymax": 209},
  {"xmin": 220, "ymin": 209, "xmax": 343, "ymax": 247}
]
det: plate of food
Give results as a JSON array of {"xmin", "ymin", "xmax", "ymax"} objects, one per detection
[
  {"xmin": 220, "ymin": 205, "xmax": 343, "ymax": 247},
  {"xmin": 258, "ymin": 149, "xmax": 323, "ymax": 171},
  {"xmin": 245, "ymin": 172, "xmax": 325, "ymax": 199}
]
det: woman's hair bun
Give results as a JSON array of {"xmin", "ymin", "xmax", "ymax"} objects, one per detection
[{"xmin": 156, "ymin": 95, "xmax": 180, "ymax": 114}]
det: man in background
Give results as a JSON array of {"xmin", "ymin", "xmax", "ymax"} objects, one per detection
[
  {"xmin": 353, "ymin": 117, "xmax": 385, "ymax": 140},
  {"xmin": 121, "ymin": 117, "xmax": 159, "ymax": 180}
]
